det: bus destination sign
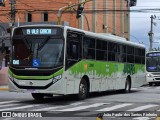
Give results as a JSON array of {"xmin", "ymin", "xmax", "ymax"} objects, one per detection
[
  {"xmin": 27, "ymin": 29, "xmax": 51, "ymax": 35},
  {"xmin": 25, "ymin": 28, "xmax": 57, "ymax": 35}
]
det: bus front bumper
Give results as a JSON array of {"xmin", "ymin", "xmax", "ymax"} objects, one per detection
[{"xmin": 8, "ymin": 76, "xmax": 65, "ymax": 95}]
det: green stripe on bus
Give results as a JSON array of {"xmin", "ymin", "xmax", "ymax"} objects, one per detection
[
  {"xmin": 68, "ymin": 60, "xmax": 145, "ymax": 77},
  {"xmin": 8, "ymin": 68, "xmax": 64, "ymax": 80}
]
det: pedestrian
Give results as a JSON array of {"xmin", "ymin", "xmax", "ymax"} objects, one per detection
[{"xmin": 96, "ymin": 113, "xmax": 103, "ymax": 120}]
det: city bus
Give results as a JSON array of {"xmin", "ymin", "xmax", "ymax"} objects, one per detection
[
  {"xmin": 8, "ymin": 25, "xmax": 146, "ymax": 100},
  {"xmin": 146, "ymin": 51, "xmax": 160, "ymax": 86}
]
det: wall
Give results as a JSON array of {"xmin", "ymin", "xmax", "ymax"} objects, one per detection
[
  {"xmin": 0, "ymin": 67, "xmax": 8, "ymax": 85},
  {"xmin": 0, "ymin": 0, "xmax": 129, "ymax": 39}
]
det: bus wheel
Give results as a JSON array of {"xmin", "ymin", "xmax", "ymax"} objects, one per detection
[
  {"xmin": 125, "ymin": 78, "xmax": 131, "ymax": 93},
  {"xmin": 31, "ymin": 93, "xmax": 44, "ymax": 100},
  {"xmin": 77, "ymin": 79, "xmax": 88, "ymax": 100}
]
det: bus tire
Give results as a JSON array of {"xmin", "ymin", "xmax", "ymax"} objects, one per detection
[
  {"xmin": 125, "ymin": 77, "xmax": 131, "ymax": 93},
  {"xmin": 31, "ymin": 93, "xmax": 44, "ymax": 100},
  {"xmin": 149, "ymin": 82, "xmax": 153, "ymax": 86},
  {"xmin": 77, "ymin": 79, "xmax": 88, "ymax": 100}
]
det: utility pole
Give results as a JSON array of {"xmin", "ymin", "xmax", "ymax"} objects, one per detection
[
  {"xmin": 148, "ymin": 15, "xmax": 154, "ymax": 51},
  {"xmin": 10, "ymin": 0, "xmax": 16, "ymax": 27}
]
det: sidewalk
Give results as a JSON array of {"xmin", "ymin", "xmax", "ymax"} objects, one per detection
[
  {"xmin": 0, "ymin": 85, "xmax": 8, "ymax": 91},
  {"xmin": 0, "ymin": 67, "xmax": 9, "ymax": 91}
]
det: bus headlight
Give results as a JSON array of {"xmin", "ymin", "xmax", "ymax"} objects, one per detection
[
  {"xmin": 146, "ymin": 73, "xmax": 152, "ymax": 77},
  {"xmin": 52, "ymin": 75, "xmax": 62, "ymax": 84}
]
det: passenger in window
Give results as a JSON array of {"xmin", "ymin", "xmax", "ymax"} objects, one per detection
[
  {"xmin": 83, "ymin": 45, "xmax": 88, "ymax": 59},
  {"xmin": 71, "ymin": 45, "xmax": 78, "ymax": 59},
  {"xmin": 118, "ymin": 54, "xmax": 124, "ymax": 62}
]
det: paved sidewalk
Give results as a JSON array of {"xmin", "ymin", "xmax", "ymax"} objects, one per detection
[{"xmin": 0, "ymin": 85, "xmax": 8, "ymax": 91}]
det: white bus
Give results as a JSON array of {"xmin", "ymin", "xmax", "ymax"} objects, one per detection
[
  {"xmin": 146, "ymin": 51, "xmax": 160, "ymax": 86},
  {"xmin": 8, "ymin": 25, "xmax": 146, "ymax": 100}
]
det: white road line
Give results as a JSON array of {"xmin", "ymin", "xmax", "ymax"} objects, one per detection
[
  {"xmin": 1, "ymin": 118, "xmax": 14, "ymax": 120},
  {"xmin": 55, "ymin": 103, "xmax": 108, "ymax": 111},
  {"xmin": 141, "ymin": 87, "xmax": 152, "ymax": 89},
  {"xmin": 33, "ymin": 105, "xmax": 65, "ymax": 111},
  {"xmin": 33, "ymin": 102, "xmax": 84, "ymax": 111},
  {"xmin": 96, "ymin": 103, "xmax": 132, "ymax": 111},
  {"xmin": 155, "ymin": 87, "xmax": 160, "ymax": 89},
  {"xmin": 155, "ymin": 108, "xmax": 160, "ymax": 111},
  {"xmin": 127, "ymin": 104, "xmax": 159, "ymax": 111},
  {"xmin": 0, "ymin": 104, "xmax": 19, "ymax": 108},
  {"xmin": 0, "ymin": 105, "xmax": 39, "ymax": 111},
  {"xmin": 0, "ymin": 101, "xmax": 18, "ymax": 105},
  {"xmin": 70, "ymin": 102, "xmax": 85, "ymax": 106}
]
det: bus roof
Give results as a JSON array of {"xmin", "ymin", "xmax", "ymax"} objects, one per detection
[
  {"xmin": 146, "ymin": 51, "xmax": 160, "ymax": 54},
  {"xmin": 14, "ymin": 24, "xmax": 145, "ymax": 49}
]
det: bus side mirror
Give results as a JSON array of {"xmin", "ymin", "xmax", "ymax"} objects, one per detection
[{"xmin": 7, "ymin": 27, "xmax": 11, "ymax": 33}]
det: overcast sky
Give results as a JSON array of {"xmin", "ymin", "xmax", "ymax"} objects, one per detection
[{"xmin": 130, "ymin": 0, "xmax": 160, "ymax": 51}]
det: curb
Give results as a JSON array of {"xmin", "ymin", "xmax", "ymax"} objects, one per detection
[{"xmin": 0, "ymin": 86, "xmax": 9, "ymax": 91}]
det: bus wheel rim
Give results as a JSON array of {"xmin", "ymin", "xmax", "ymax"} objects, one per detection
[
  {"xmin": 80, "ymin": 83, "xmax": 86, "ymax": 97},
  {"xmin": 126, "ymin": 81, "xmax": 130, "ymax": 91}
]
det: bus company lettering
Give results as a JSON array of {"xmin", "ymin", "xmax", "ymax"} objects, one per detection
[
  {"xmin": 106, "ymin": 64, "xmax": 109, "ymax": 72},
  {"xmin": 89, "ymin": 64, "xmax": 94, "ymax": 67}
]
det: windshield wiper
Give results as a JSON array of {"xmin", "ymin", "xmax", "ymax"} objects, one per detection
[
  {"xmin": 37, "ymin": 36, "xmax": 50, "ymax": 51},
  {"xmin": 23, "ymin": 37, "xmax": 32, "ymax": 52}
]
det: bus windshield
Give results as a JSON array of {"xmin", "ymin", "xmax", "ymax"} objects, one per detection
[
  {"xmin": 11, "ymin": 36, "xmax": 64, "ymax": 68},
  {"xmin": 146, "ymin": 52, "xmax": 160, "ymax": 72}
]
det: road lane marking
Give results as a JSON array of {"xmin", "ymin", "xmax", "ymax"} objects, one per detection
[
  {"xmin": 55, "ymin": 103, "xmax": 108, "ymax": 111},
  {"xmin": 33, "ymin": 105, "xmax": 66, "ymax": 111},
  {"xmin": 0, "ymin": 104, "xmax": 19, "ymax": 108},
  {"xmin": 70, "ymin": 102, "xmax": 85, "ymax": 106},
  {"xmin": 33, "ymin": 102, "xmax": 85, "ymax": 111},
  {"xmin": 0, "ymin": 101, "xmax": 18, "ymax": 105},
  {"xmin": 0, "ymin": 105, "xmax": 39, "ymax": 111},
  {"xmin": 1, "ymin": 118, "xmax": 14, "ymax": 120},
  {"xmin": 96, "ymin": 103, "xmax": 132, "ymax": 111},
  {"xmin": 127, "ymin": 104, "xmax": 159, "ymax": 111}
]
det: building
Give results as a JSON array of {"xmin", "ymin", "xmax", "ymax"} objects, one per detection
[{"xmin": 0, "ymin": 0, "xmax": 136, "ymax": 67}]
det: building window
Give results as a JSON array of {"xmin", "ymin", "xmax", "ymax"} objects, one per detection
[
  {"xmin": 26, "ymin": 13, "xmax": 32, "ymax": 22},
  {"xmin": 43, "ymin": 13, "xmax": 48, "ymax": 22}
]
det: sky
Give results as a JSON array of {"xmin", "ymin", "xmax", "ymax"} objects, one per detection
[{"xmin": 130, "ymin": 0, "xmax": 160, "ymax": 51}]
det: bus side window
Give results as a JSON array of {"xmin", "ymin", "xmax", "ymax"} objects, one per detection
[
  {"xmin": 117, "ymin": 44, "xmax": 126, "ymax": 62},
  {"xmin": 66, "ymin": 31, "xmax": 83, "ymax": 70},
  {"xmin": 83, "ymin": 44, "xmax": 88, "ymax": 59},
  {"xmin": 68, "ymin": 42, "xmax": 78, "ymax": 60},
  {"xmin": 83, "ymin": 36, "xmax": 95, "ymax": 59}
]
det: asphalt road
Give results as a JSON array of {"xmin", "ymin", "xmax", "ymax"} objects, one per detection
[{"xmin": 0, "ymin": 85, "xmax": 160, "ymax": 120}]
